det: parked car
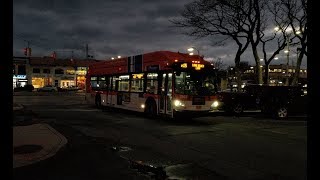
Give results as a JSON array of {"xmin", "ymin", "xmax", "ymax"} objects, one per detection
[
  {"xmin": 214, "ymin": 85, "xmax": 307, "ymax": 119},
  {"xmin": 57, "ymin": 87, "xmax": 67, "ymax": 92},
  {"xmin": 215, "ymin": 90, "xmax": 259, "ymax": 114},
  {"xmin": 14, "ymin": 84, "xmax": 34, "ymax": 92},
  {"xmin": 66, "ymin": 86, "xmax": 80, "ymax": 91},
  {"xmin": 257, "ymin": 85, "xmax": 307, "ymax": 119},
  {"xmin": 37, "ymin": 85, "xmax": 58, "ymax": 92}
]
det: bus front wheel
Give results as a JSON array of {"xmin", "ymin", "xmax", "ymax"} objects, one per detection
[{"xmin": 95, "ymin": 95, "xmax": 101, "ymax": 108}]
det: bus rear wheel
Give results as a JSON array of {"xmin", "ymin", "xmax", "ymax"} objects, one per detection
[
  {"xmin": 95, "ymin": 95, "xmax": 101, "ymax": 108},
  {"xmin": 145, "ymin": 101, "xmax": 157, "ymax": 118}
]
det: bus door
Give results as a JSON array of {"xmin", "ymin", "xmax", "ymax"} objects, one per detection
[
  {"xmin": 107, "ymin": 76, "xmax": 117, "ymax": 106},
  {"xmin": 159, "ymin": 73, "xmax": 173, "ymax": 116}
]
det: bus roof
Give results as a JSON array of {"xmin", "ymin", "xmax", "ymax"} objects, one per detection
[{"xmin": 87, "ymin": 50, "xmax": 211, "ymax": 76}]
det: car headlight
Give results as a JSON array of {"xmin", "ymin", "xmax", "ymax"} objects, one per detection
[
  {"xmin": 174, "ymin": 100, "xmax": 185, "ymax": 107},
  {"xmin": 211, "ymin": 101, "xmax": 219, "ymax": 108}
]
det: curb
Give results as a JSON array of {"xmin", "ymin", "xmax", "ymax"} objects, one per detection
[{"xmin": 13, "ymin": 123, "xmax": 68, "ymax": 168}]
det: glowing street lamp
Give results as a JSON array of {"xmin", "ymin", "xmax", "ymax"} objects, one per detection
[
  {"xmin": 111, "ymin": 57, "xmax": 115, "ymax": 60},
  {"xmin": 274, "ymin": 26, "xmax": 292, "ymax": 86},
  {"xmin": 187, "ymin": 47, "xmax": 200, "ymax": 55},
  {"xmin": 117, "ymin": 55, "xmax": 121, "ymax": 58}
]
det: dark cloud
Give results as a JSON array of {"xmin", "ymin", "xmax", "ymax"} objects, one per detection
[{"xmin": 13, "ymin": 0, "xmax": 306, "ymax": 68}]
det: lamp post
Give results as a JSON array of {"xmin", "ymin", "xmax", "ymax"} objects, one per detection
[
  {"xmin": 284, "ymin": 39, "xmax": 290, "ymax": 86},
  {"xmin": 187, "ymin": 47, "xmax": 200, "ymax": 56}
]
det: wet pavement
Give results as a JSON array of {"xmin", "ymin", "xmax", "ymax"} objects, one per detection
[
  {"xmin": 13, "ymin": 94, "xmax": 307, "ymax": 180},
  {"xmin": 13, "ymin": 123, "xmax": 150, "ymax": 180}
]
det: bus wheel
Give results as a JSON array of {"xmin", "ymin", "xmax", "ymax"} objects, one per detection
[
  {"xmin": 145, "ymin": 101, "xmax": 156, "ymax": 118},
  {"xmin": 95, "ymin": 95, "xmax": 101, "ymax": 108}
]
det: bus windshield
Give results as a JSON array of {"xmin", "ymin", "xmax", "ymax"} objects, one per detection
[{"xmin": 174, "ymin": 71, "xmax": 216, "ymax": 96}]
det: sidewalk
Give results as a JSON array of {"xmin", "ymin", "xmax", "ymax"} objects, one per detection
[{"xmin": 13, "ymin": 104, "xmax": 68, "ymax": 169}]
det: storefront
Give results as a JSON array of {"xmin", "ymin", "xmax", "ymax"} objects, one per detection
[
  {"xmin": 32, "ymin": 76, "xmax": 52, "ymax": 88},
  {"xmin": 76, "ymin": 67, "xmax": 87, "ymax": 90},
  {"xmin": 13, "ymin": 75, "xmax": 28, "ymax": 88},
  {"xmin": 32, "ymin": 77, "xmax": 45, "ymax": 89},
  {"xmin": 60, "ymin": 76, "xmax": 75, "ymax": 88}
]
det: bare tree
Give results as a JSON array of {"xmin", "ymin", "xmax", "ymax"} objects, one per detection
[
  {"xmin": 171, "ymin": 0, "xmax": 271, "ymax": 85},
  {"xmin": 172, "ymin": 0, "xmax": 307, "ymax": 86},
  {"xmin": 209, "ymin": 57, "xmax": 226, "ymax": 70},
  {"xmin": 276, "ymin": 0, "xmax": 307, "ymax": 86},
  {"xmin": 170, "ymin": 0, "xmax": 250, "ymax": 90},
  {"xmin": 259, "ymin": 1, "xmax": 293, "ymax": 85}
]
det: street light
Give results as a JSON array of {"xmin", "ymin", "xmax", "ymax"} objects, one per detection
[
  {"xmin": 187, "ymin": 47, "xmax": 200, "ymax": 55},
  {"xmin": 275, "ymin": 26, "xmax": 292, "ymax": 86},
  {"xmin": 284, "ymin": 40, "xmax": 290, "ymax": 86}
]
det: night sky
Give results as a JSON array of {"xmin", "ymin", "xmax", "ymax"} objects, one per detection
[{"xmin": 13, "ymin": 0, "xmax": 306, "ymax": 68}]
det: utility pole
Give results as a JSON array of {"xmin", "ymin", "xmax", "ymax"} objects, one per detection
[
  {"xmin": 85, "ymin": 44, "xmax": 88, "ymax": 59},
  {"xmin": 23, "ymin": 40, "xmax": 31, "ymax": 57},
  {"xmin": 284, "ymin": 36, "xmax": 290, "ymax": 86},
  {"xmin": 27, "ymin": 41, "xmax": 30, "ymax": 57},
  {"xmin": 71, "ymin": 50, "xmax": 74, "ymax": 60}
]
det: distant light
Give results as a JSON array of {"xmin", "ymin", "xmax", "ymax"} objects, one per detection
[
  {"xmin": 141, "ymin": 104, "xmax": 145, "ymax": 109},
  {"xmin": 274, "ymin": 27, "xmax": 280, "ymax": 31},
  {"xmin": 211, "ymin": 63, "xmax": 214, "ymax": 66},
  {"xmin": 111, "ymin": 57, "xmax": 114, "ymax": 60},
  {"xmin": 284, "ymin": 50, "xmax": 289, "ymax": 53},
  {"xmin": 260, "ymin": 58, "xmax": 264, "ymax": 61},
  {"xmin": 230, "ymin": 68, "xmax": 233, "ymax": 70},
  {"xmin": 274, "ymin": 57, "xmax": 279, "ymax": 60},
  {"xmin": 250, "ymin": 66, "xmax": 254, "ymax": 69},
  {"xmin": 260, "ymin": 65, "xmax": 263, "ymax": 67},
  {"xmin": 279, "ymin": 81, "xmax": 283, "ymax": 84},
  {"xmin": 175, "ymin": 59, "xmax": 178, "ymax": 62},
  {"xmin": 282, "ymin": 71, "xmax": 286, "ymax": 73},
  {"xmin": 117, "ymin": 56, "xmax": 121, "ymax": 58},
  {"xmin": 187, "ymin": 47, "xmax": 194, "ymax": 52},
  {"xmin": 285, "ymin": 27, "xmax": 293, "ymax": 32},
  {"xmin": 189, "ymin": 52, "xmax": 194, "ymax": 55},
  {"xmin": 296, "ymin": 30, "xmax": 301, "ymax": 34}
]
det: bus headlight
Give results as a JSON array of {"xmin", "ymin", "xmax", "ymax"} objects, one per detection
[
  {"xmin": 211, "ymin": 101, "xmax": 219, "ymax": 108},
  {"xmin": 174, "ymin": 100, "xmax": 185, "ymax": 107}
]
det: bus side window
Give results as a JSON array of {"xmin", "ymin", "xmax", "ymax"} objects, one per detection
[{"xmin": 146, "ymin": 73, "xmax": 158, "ymax": 94}]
